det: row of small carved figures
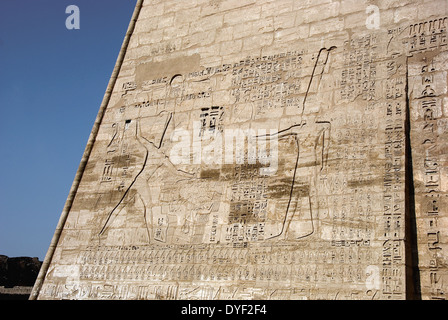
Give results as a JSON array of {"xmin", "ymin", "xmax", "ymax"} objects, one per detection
[
  {"xmin": 78, "ymin": 263, "xmax": 371, "ymax": 283},
  {"xmin": 78, "ymin": 246, "xmax": 374, "ymax": 267}
]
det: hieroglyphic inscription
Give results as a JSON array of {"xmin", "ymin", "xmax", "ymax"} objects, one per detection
[
  {"xmin": 409, "ymin": 48, "xmax": 448, "ymax": 299},
  {"xmin": 40, "ymin": 242, "xmax": 379, "ymax": 299},
  {"xmin": 229, "ymin": 52, "xmax": 303, "ymax": 115},
  {"xmin": 340, "ymin": 35, "xmax": 378, "ymax": 102},
  {"xmin": 227, "ymin": 163, "xmax": 267, "ymax": 243},
  {"xmin": 200, "ymin": 106, "xmax": 224, "ymax": 136},
  {"xmin": 382, "ymin": 75, "xmax": 406, "ymax": 299},
  {"xmin": 405, "ymin": 17, "xmax": 448, "ymax": 54},
  {"xmin": 37, "ymin": 5, "xmax": 448, "ymax": 299},
  {"xmin": 37, "ymin": 40, "xmax": 410, "ymax": 299}
]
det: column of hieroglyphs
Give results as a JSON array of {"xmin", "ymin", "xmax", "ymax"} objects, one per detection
[
  {"xmin": 406, "ymin": 14, "xmax": 448, "ymax": 300},
  {"xmin": 32, "ymin": 0, "xmax": 448, "ymax": 300}
]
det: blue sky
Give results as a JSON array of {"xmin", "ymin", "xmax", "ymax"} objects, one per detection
[{"xmin": 0, "ymin": 0, "xmax": 137, "ymax": 260}]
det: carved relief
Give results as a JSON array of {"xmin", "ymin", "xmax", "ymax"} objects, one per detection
[{"xmin": 35, "ymin": 1, "xmax": 448, "ymax": 300}]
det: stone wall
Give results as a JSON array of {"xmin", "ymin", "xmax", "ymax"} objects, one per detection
[{"xmin": 33, "ymin": 0, "xmax": 448, "ymax": 300}]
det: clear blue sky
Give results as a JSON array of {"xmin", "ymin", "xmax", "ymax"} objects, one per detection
[{"xmin": 0, "ymin": 0, "xmax": 137, "ymax": 260}]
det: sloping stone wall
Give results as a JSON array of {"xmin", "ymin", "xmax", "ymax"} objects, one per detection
[{"xmin": 32, "ymin": 0, "xmax": 448, "ymax": 300}]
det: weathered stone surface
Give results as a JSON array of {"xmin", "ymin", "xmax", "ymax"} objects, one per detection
[{"xmin": 32, "ymin": 0, "xmax": 448, "ymax": 300}]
